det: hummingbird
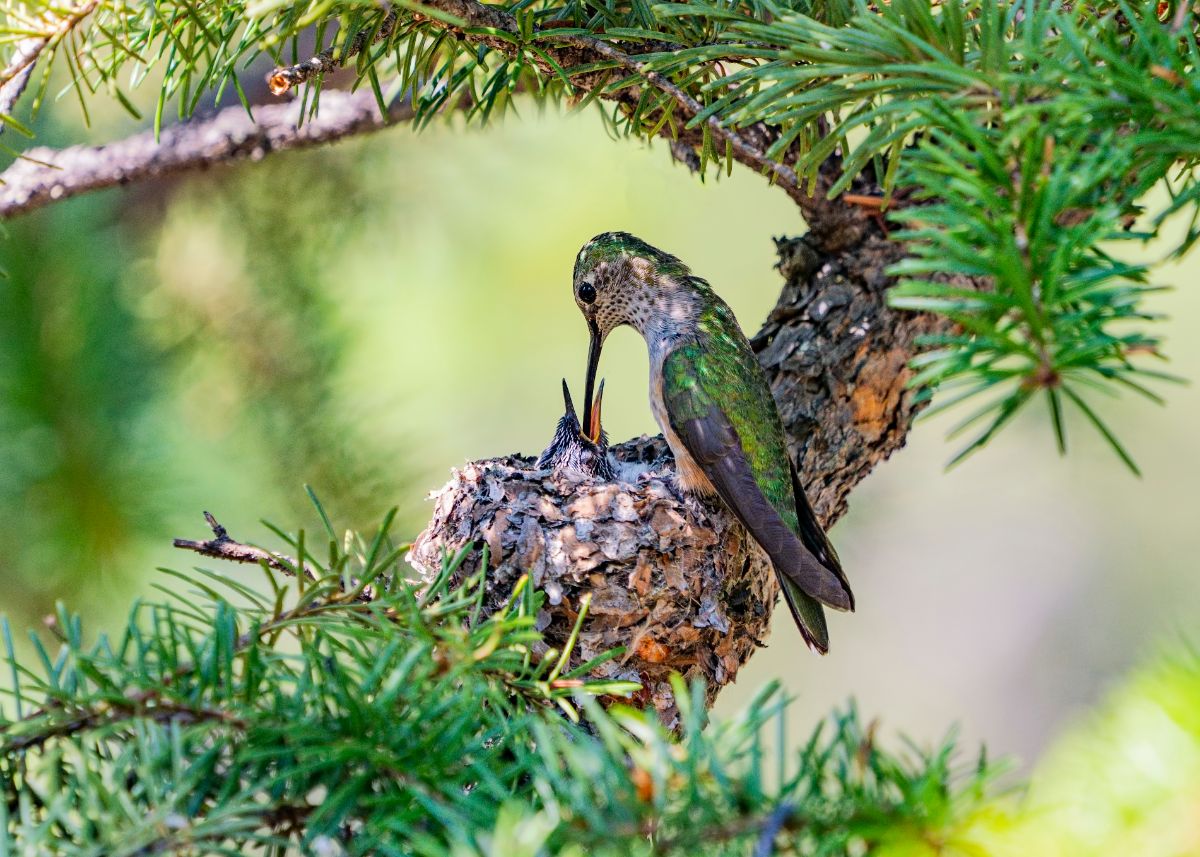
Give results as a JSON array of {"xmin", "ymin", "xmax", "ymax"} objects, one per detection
[
  {"xmin": 537, "ymin": 378, "xmax": 615, "ymax": 481},
  {"xmin": 573, "ymin": 232, "xmax": 853, "ymax": 653}
]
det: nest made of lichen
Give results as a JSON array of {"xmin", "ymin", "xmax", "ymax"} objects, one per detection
[{"xmin": 407, "ymin": 436, "xmax": 777, "ymax": 723}]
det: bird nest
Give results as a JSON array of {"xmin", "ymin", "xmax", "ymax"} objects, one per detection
[{"xmin": 407, "ymin": 436, "xmax": 778, "ymax": 724}]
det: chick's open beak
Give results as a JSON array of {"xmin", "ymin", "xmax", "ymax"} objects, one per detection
[
  {"xmin": 560, "ymin": 378, "xmax": 578, "ymax": 422},
  {"xmin": 587, "ymin": 379, "xmax": 605, "ymax": 444},
  {"xmin": 582, "ymin": 321, "xmax": 603, "ymax": 443}
]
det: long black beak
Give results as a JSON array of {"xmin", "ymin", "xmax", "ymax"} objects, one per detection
[{"xmin": 582, "ymin": 321, "xmax": 603, "ymax": 443}]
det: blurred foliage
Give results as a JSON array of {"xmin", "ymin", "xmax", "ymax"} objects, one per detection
[
  {"xmin": 0, "ymin": 198, "xmax": 164, "ymax": 615},
  {"xmin": 992, "ymin": 644, "xmax": 1200, "ymax": 856},
  {"xmin": 139, "ymin": 149, "xmax": 403, "ymax": 526}
]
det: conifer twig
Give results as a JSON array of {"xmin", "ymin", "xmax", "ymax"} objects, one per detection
[
  {"xmin": 0, "ymin": 0, "xmax": 98, "ymax": 88},
  {"xmin": 266, "ymin": 7, "xmax": 398, "ymax": 95},
  {"xmin": 403, "ymin": 0, "xmax": 864, "ymax": 243},
  {"xmin": 541, "ymin": 31, "xmax": 803, "ymax": 203},
  {"xmin": 173, "ymin": 512, "xmax": 383, "ymax": 602},
  {"xmin": 0, "ymin": 37, "xmax": 40, "ymax": 133},
  {"xmin": 174, "ymin": 512, "xmax": 315, "ymax": 582}
]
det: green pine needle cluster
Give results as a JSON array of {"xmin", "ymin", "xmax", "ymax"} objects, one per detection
[
  {"xmin": 3, "ymin": 0, "xmax": 1197, "ymax": 467},
  {"xmin": 0, "ymin": 507, "xmax": 999, "ymax": 855}
]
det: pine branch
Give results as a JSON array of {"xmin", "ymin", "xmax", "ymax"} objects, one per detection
[
  {"xmin": 0, "ymin": 0, "xmax": 97, "ymax": 89},
  {"xmin": 0, "ymin": 0, "xmax": 98, "ymax": 137},
  {"xmin": 0, "ymin": 89, "xmax": 418, "ymax": 221},
  {"xmin": 540, "ymin": 30, "xmax": 803, "ymax": 202},
  {"xmin": 1, "ymin": 506, "xmax": 1001, "ymax": 854},
  {"xmin": 404, "ymin": 0, "xmax": 851, "ymax": 231},
  {"xmin": 0, "ymin": 36, "xmax": 38, "ymax": 132}
]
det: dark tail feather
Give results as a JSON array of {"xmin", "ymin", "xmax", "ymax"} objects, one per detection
[
  {"xmin": 790, "ymin": 462, "xmax": 854, "ymax": 611},
  {"xmin": 778, "ymin": 574, "xmax": 829, "ymax": 654}
]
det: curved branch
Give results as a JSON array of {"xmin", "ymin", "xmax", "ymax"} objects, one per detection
[
  {"xmin": 1, "ymin": 0, "xmax": 871, "ymax": 248},
  {"xmin": 0, "ymin": 89, "xmax": 413, "ymax": 220},
  {"xmin": 406, "ymin": 0, "xmax": 863, "ymax": 240}
]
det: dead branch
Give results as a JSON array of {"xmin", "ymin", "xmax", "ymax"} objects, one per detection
[
  {"xmin": 173, "ymin": 512, "xmax": 314, "ymax": 581},
  {"xmin": 173, "ymin": 512, "xmax": 381, "ymax": 602}
]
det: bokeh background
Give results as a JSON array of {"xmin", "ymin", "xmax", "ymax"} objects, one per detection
[{"xmin": 3, "ymin": 88, "xmax": 1199, "ymax": 853}]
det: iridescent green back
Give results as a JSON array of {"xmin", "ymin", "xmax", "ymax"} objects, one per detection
[{"xmin": 662, "ymin": 297, "xmax": 799, "ymax": 533}]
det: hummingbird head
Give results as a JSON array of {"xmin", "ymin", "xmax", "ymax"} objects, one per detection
[
  {"xmin": 536, "ymin": 378, "xmax": 615, "ymax": 481},
  {"xmin": 573, "ymin": 232, "xmax": 702, "ymax": 438}
]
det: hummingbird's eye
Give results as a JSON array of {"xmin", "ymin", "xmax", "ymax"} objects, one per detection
[{"xmin": 578, "ymin": 282, "xmax": 597, "ymax": 305}]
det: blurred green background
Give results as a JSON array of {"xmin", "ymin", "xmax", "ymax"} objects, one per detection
[{"xmin": 3, "ymin": 96, "xmax": 1199, "ymax": 853}]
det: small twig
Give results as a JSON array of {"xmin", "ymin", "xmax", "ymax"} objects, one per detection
[
  {"xmin": 842, "ymin": 193, "xmax": 885, "ymax": 209},
  {"xmin": 267, "ymin": 8, "xmax": 398, "ymax": 95},
  {"xmin": 3, "ymin": 696, "xmax": 244, "ymax": 754},
  {"xmin": 0, "ymin": 37, "xmax": 42, "ymax": 135},
  {"xmin": 173, "ymin": 512, "xmax": 381, "ymax": 602},
  {"xmin": 174, "ymin": 511, "xmax": 317, "ymax": 582},
  {"xmin": 0, "ymin": 0, "xmax": 100, "ymax": 89}
]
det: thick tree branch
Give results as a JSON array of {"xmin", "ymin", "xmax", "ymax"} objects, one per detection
[{"xmin": 0, "ymin": 88, "xmax": 413, "ymax": 220}]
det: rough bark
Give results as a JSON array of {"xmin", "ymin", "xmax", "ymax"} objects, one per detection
[{"xmin": 755, "ymin": 227, "xmax": 942, "ymax": 524}]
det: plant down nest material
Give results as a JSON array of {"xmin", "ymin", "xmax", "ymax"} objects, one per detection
[{"xmin": 408, "ymin": 435, "xmax": 779, "ymax": 724}]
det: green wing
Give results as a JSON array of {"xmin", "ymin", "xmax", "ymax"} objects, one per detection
[{"xmin": 662, "ymin": 320, "xmax": 852, "ymax": 651}]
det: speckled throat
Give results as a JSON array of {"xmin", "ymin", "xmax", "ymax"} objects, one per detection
[{"xmin": 594, "ymin": 265, "xmax": 705, "ymax": 348}]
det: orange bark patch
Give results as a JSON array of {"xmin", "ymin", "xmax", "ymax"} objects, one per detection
[
  {"xmin": 850, "ymin": 346, "xmax": 909, "ymax": 442},
  {"xmin": 635, "ymin": 635, "xmax": 671, "ymax": 663}
]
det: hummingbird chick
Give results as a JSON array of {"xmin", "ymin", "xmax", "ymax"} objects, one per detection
[
  {"xmin": 537, "ymin": 378, "xmax": 615, "ymax": 481},
  {"xmin": 572, "ymin": 232, "xmax": 854, "ymax": 653}
]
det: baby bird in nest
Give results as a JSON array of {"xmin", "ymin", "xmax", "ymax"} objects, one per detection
[{"xmin": 537, "ymin": 379, "xmax": 615, "ymax": 481}]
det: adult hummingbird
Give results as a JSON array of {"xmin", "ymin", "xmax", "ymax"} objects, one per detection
[{"xmin": 573, "ymin": 232, "xmax": 853, "ymax": 653}]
